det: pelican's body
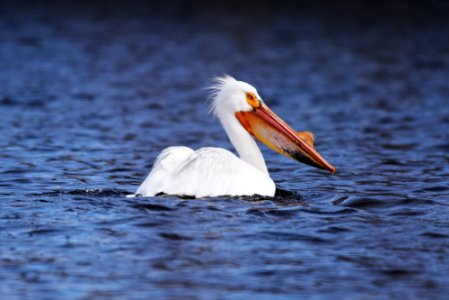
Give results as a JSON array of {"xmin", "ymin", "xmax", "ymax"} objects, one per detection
[
  {"xmin": 135, "ymin": 76, "xmax": 335, "ymax": 198},
  {"xmin": 136, "ymin": 147, "xmax": 275, "ymax": 198}
]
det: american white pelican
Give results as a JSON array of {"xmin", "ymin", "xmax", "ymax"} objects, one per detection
[{"xmin": 135, "ymin": 75, "xmax": 335, "ymax": 198}]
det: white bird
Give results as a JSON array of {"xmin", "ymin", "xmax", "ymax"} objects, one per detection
[{"xmin": 134, "ymin": 75, "xmax": 335, "ymax": 198}]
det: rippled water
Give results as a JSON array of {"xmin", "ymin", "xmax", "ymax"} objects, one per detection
[{"xmin": 1, "ymin": 1, "xmax": 449, "ymax": 299}]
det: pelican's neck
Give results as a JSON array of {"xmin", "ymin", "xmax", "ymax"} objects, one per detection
[{"xmin": 220, "ymin": 115, "xmax": 268, "ymax": 174}]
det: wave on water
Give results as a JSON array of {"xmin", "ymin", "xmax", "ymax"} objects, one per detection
[{"xmin": 30, "ymin": 188, "xmax": 131, "ymax": 197}]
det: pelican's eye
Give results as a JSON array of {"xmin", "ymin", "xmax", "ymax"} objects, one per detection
[{"xmin": 245, "ymin": 92, "xmax": 260, "ymax": 108}]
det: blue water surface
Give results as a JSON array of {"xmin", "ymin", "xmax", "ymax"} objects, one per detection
[{"xmin": 1, "ymin": 1, "xmax": 449, "ymax": 299}]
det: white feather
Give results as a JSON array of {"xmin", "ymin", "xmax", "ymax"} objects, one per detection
[
  {"xmin": 136, "ymin": 146, "xmax": 275, "ymax": 198},
  {"xmin": 135, "ymin": 75, "xmax": 275, "ymax": 198}
]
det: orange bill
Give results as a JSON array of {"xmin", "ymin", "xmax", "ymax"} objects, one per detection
[{"xmin": 235, "ymin": 102, "xmax": 336, "ymax": 174}]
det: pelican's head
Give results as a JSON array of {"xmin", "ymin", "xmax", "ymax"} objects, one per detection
[
  {"xmin": 209, "ymin": 75, "xmax": 261, "ymax": 119},
  {"xmin": 209, "ymin": 75, "xmax": 336, "ymax": 174}
]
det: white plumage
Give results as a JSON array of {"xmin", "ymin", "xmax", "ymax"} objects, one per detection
[
  {"xmin": 135, "ymin": 146, "xmax": 275, "ymax": 198},
  {"xmin": 134, "ymin": 75, "xmax": 335, "ymax": 198}
]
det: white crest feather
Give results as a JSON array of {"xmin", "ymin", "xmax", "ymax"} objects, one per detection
[{"xmin": 207, "ymin": 74, "xmax": 238, "ymax": 116}]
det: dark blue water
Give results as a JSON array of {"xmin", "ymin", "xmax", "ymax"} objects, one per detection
[{"xmin": 1, "ymin": 1, "xmax": 449, "ymax": 299}]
